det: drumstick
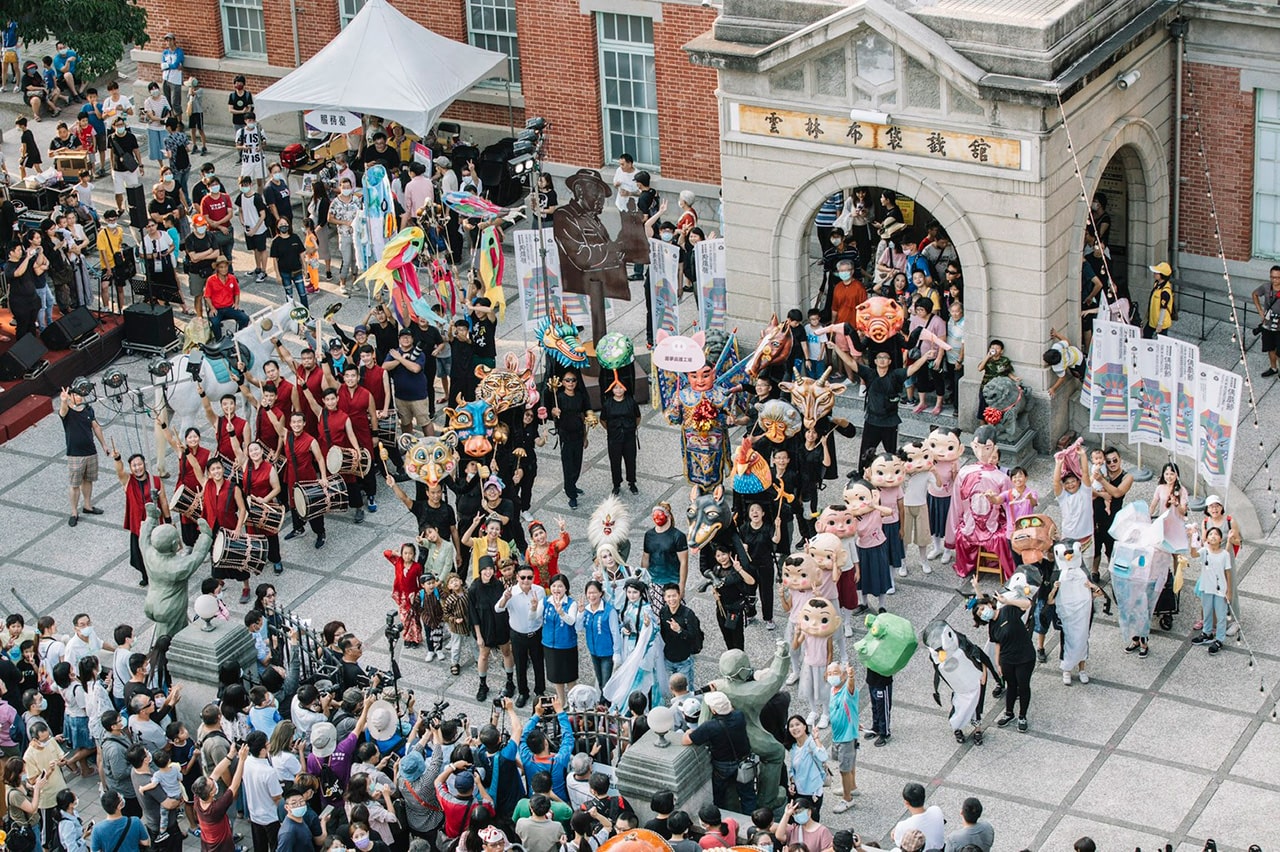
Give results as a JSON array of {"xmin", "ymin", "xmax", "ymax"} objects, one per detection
[{"xmin": 378, "ymin": 441, "xmax": 389, "ymax": 463}]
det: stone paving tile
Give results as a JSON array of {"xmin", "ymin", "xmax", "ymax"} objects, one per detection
[
  {"xmin": 1038, "ymin": 814, "xmax": 1178, "ymax": 852},
  {"xmin": 945, "ymin": 734, "xmax": 1099, "ymax": 805},
  {"xmin": 1116, "ymin": 696, "xmax": 1253, "ymax": 771},
  {"xmin": 1225, "ymin": 721, "xmax": 1280, "ymax": 787},
  {"xmin": 1070, "ymin": 753, "xmax": 1212, "ymax": 835},
  {"xmin": 1190, "ymin": 779, "xmax": 1280, "ymax": 850}
]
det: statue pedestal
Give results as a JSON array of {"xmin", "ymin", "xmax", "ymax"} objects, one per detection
[
  {"xmin": 998, "ymin": 428, "xmax": 1037, "ymax": 471},
  {"xmin": 615, "ymin": 731, "xmax": 712, "ymax": 824},
  {"xmin": 166, "ymin": 620, "xmax": 258, "ymax": 734}
]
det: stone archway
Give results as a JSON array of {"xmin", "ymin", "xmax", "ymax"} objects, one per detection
[
  {"xmin": 1081, "ymin": 119, "xmax": 1170, "ymax": 308},
  {"xmin": 770, "ymin": 161, "xmax": 992, "ymax": 426}
]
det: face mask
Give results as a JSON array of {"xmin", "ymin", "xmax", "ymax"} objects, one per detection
[
  {"xmin": 195, "ymin": 226, "xmax": 208, "ymax": 237},
  {"xmin": 246, "ymin": 123, "xmax": 256, "ymax": 130},
  {"xmin": 271, "ymin": 172, "xmax": 282, "ymax": 182},
  {"xmin": 240, "ymin": 185, "xmax": 252, "ymax": 193},
  {"xmin": 210, "ymin": 184, "xmax": 221, "ymax": 194},
  {"xmin": 652, "ymin": 511, "xmax": 668, "ymax": 526},
  {"xmin": 837, "ymin": 271, "xmax": 852, "ymax": 281},
  {"xmin": 278, "ymin": 225, "xmax": 290, "ymax": 234},
  {"xmin": 826, "ymin": 674, "xmax": 842, "ymax": 686},
  {"xmin": 980, "ymin": 608, "xmax": 995, "ymax": 623},
  {"xmin": 341, "ymin": 189, "xmax": 353, "ymax": 197},
  {"xmin": 290, "ymin": 806, "xmax": 309, "ymax": 819},
  {"xmin": 115, "ymin": 127, "xmax": 126, "ymax": 136},
  {"xmin": 660, "ymin": 232, "xmax": 674, "ymax": 242},
  {"xmin": 39, "ymin": 697, "xmax": 48, "ymax": 711},
  {"xmin": 793, "ymin": 812, "xmax": 810, "ymax": 826},
  {"xmin": 353, "ymin": 839, "xmax": 373, "ymax": 851},
  {"xmin": 829, "ymin": 237, "xmax": 840, "ymax": 246}
]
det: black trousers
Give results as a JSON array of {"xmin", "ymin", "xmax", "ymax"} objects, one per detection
[
  {"xmin": 517, "ymin": 464, "xmax": 537, "ymax": 511},
  {"xmin": 510, "ymin": 629, "xmax": 545, "ymax": 697},
  {"xmin": 859, "ymin": 423, "xmax": 898, "ymax": 464},
  {"xmin": 250, "ymin": 820, "xmax": 280, "ymax": 852},
  {"xmin": 751, "ymin": 559, "xmax": 774, "ymax": 622},
  {"xmin": 607, "ymin": 432, "xmax": 637, "ymax": 488},
  {"xmin": 718, "ymin": 612, "xmax": 745, "ymax": 651},
  {"xmin": 180, "ymin": 518, "xmax": 200, "ymax": 547},
  {"xmin": 288, "ymin": 487, "xmax": 326, "ymax": 536},
  {"xmin": 13, "ymin": 299, "xmax": 38, "ymax": 342},
  {"xmin": 1001, "ymin": 659, "xmax": 1034, "ymax": 718},
  {"xmin": 559, "ymin": 432, "xmax": 584, "ymax": 497}
]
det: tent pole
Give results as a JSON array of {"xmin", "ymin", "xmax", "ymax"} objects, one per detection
[
  {"xmin": 290, "ymin": 0, "xmax": 305, "ymax": 141},
  {"xmin": 506, "ymin": 80, "xmax": 515, "ymax": 137}
]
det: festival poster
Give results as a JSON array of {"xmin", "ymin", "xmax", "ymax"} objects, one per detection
[
  {"xmin": 1079, "ymin": 334, "xmax": 1098, "ymax": 410},
  {"xmin": 694, "ymin": 238, "xmax": 727, "ymax": 332},
  {"xmin": 649, "ymin": 237, "xmax": 681, "ymax": 336},
  {"xmin": 1125, "ymin": 338, "xmax": 1176, "ymax": 449},
  {"xmin": 514, "ymin": 228, "xmax": 591, "ymax": 336},
  {"xmin": 1159, "ymin": 335, "xmax": 1200, "ymax": 459},
  {"xmin": 1196, "ymin": 364, "xmax": 1241, "ymax": 489},
  {"xmin": 1087, "ymin": 320, "xmax": 1136, "ymax": 434}
]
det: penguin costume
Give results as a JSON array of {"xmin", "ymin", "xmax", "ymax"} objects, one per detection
[
  {"xmin": 1047, "ymin": 539, "xmax": 1105, "ymax": 685},
  {"xmin": 922, "ymin": 619, "xmax": 1001, "ymax": 745}
]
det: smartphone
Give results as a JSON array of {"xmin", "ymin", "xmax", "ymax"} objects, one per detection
[
  {"xmin": 319, "ymin": 805, "xmax": 334, "ymax": 822},
  {"xmin": 469, "ymin": 725, "xmax": 478, "ymax": 739}
]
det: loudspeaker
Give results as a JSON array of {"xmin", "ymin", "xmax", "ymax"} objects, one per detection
[
  {"xmin": 0, "ymin": 333, "xmax": 49, "ymax": 380},
  {"xmin": 41, "ymin": 306, "xmax": 98, "ymax": 350},
  {"xmin": 123, "ymin": 303, "xmax": 177, "ymax": 350}
]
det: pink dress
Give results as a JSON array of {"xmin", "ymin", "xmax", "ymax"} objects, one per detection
[{"xmin": 948, "ymin": 463, "xmax": 1015, "ymax": 579}]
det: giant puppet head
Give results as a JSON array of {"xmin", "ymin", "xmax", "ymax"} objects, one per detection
[
  {"xmin": 797, "ymin": 597, "xmax": 842, "ymax": 638},
  {"xmin": 1053, "ymin": 539, "xmax": 1087, "ymax": 580},
  {"xmin": 755, "ymin": 399, "xmax": 803, "ymax": 444},
  {"xmin": 1010, "ymin": 514, "xmax": 1058, "ymax": 563},
  {"xmin": 445, "ymin": 399, "xmax": 499, "ymax": 458},
  {"xmin": 779, "ymin": 368, "xmax": 847, "ymax": 428},
  {"xmin": 745, "ymin": 315, "xmax": 793, "ymax": 379},
  {"xmin": 780, "ymin": 552, "xmax": 821, "ymax": 593},
  {"xmin": 855, "ymin": 611, "xmax": 918, "ymax": 677},
  {"xmin": 535, "ymin": 308, "xmax": 589, "ymax": 368},
  {"xmin": 805, "ymin": 532, "xmax": 847, "ymax": 577},
  {"xmin": 731, "ymin": 437, "xmax": 772, "ymax": 495},
  {"xmin": 688, "ymin": 328, "xmax": 730, "ymax": 393},
  {"xmin": 843, "ymin": 478, "xmax": 881, "ymax": 518},
  {"xmin": 588, "ymin": 495, "xmax": 631, "ymax": 560},
  {"xmin": 921, "ymin": 619, "xmax": 966, "ymax": 670},
  {"xmin": 815, "ymin": 504, "xmax": 857, "ymax": 539},
  {"xmin": 1001, "ymin": 564, "xmax": 1043, "ymax": 603},
  {"xmin": 398, "ymin": 432, "xmax": 459, "ymax": 487},
  {"xmin": 925, "ymin": 427, "xmax": 965, "ymax": 465},
  {"xmin": 475, "ymin": 350, "xmax": 537, "ymax": 414},
  {"xmin": 865, "ymin": 451, "xmax": 906, "ymax": 491},
  {"xmin": 855, "ymin": 296, "xmax": 905, "ymax": 343},
  {"xmin": 899, "ymin": 439, "xmax": 934, "ymax": 475},
  {"xmin": 687, "ymin": 485, "xmax": 732, "ymax": 548}
]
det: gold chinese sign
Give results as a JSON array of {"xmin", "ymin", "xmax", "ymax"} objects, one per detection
[{"xmin": 736, "ymin": 104, "xmax": 1024, "ymax": 170}]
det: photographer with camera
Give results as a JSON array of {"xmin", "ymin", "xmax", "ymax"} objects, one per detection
[
  {"xmin": 516, "ymin": 693, "xmax": 575, "ymax": 801},
  {"xmin": 395, "ymin": 715, "xmax": 447, "ymax": 842},
  {"xmin": 335, "ymin": 634, "xmax": 381, "ymax": 694},
  {"xmin": 435, "ymin": 750, "xmax": 495, "ymax": 841},
  {"xmin": 1252, "ymin": 265, "xmax": 1280, "ymax": 378},
  {"xmin": 304, "ymin": 694, "xmax": 376, "ymax": 806}
]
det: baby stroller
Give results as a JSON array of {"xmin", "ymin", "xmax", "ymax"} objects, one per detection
[{"xmin": 1152, "ymin": 555, "xmax": 1184, "ymax": 630}]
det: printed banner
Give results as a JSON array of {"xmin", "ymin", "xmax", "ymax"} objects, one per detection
[
  {"xmin": 694, "ymin": 238, "xmax": 727, "ymax": 332},
  {"xmin": 1196, "ymin": 364, "xmax": 1241, "ymax": 489},
  {"xmin": 1126, "ymin": 338, "xmax": 1176, "ymax": 449},
  {"xmin": 1159, "ymin": 335, "xmax": 1200, "ymax": 459},
  {"xmin": 649, "ymin": 237, "xmax": 681, "ymax": 336},
  {"xmin": 1087, "ymin": 320, "xmax": 1137, "ymax": 434},
  {"xmin": 513, "ymin": 228, "xmax": 590, "ymax": 336},
  {"xmin": 1079, "ymin": 334, "xmax": 1097, "ymax": 410}
]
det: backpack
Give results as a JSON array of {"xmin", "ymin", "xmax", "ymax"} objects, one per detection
[
  {"xmin": 171, "ymin": 139, "xmax": 190, "ymax": 172},
  {"xmin": 280, "ymin": 143, "xmax": 306, "ymax": 169}
]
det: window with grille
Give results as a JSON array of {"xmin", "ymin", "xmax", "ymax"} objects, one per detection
[
  {"xmin": 220, "ymin": 0, "xmax": 266, "ymax": 59},
  {"xmin": 598, "ymin": 13, "xmax": 658, "ymax": 169},
  {"xmin": 339, "ymin": 0, "xmax": 366, "ymax": 28},
  {"xmin": 467, "ymin": 0, "xmax": 520, "ymax": 85},
  {"xmin": 1256, "ymin": 89, "xmax": 1280, "ymax": 259}
]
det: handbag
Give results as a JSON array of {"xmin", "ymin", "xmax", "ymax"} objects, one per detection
[
  {"xmin": 713, "ymin": 717, "xmax": 759, "ymax": 784},
  {"xmin": 3, "ymin": 814, "xmax": 37, "ymax": 852},
  {"xmin": 832, "ymin": 196, "xmax": 854, "ymax": 233}
]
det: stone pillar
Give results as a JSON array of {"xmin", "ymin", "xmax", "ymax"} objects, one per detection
[
  {"xmin": 615, "ymin": 730, "xmax": 713, "ymax": 824},
  {"xmin": 167, "ymin": 619, "xmax": 258, "ymax": 731}
]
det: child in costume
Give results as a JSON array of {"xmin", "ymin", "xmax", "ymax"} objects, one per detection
[
  {"xmin": 925, "ymin": 427, "xmax": 963, "ymax": 566},
  {"xmin": 441, "ymin": 573, "xmax": 471, "ymax": 675},
  {"xmin": 419, "ymin": 573, "xmax": 445, "ymax": 662},
  {"xmin": 846, "ymin": 479, "xmax": 894, "ymax": 613},
  {"xmin": 780, "ymin": 552, "xmax": 819, "ymax": 685},
  {"xmin": 866, "ymin": 452, "xmax": 907, "ymax": 580},
  {"xmin": 790, "ymin": 597, "xmax": 841, "ymax": 728},
  {"xmin": 806, "ymin": 532, "xmax": 849, "ymax": 661},
  {"xmin": 899, "ymin": 440, "xmax": 934, "ymax": 574},
  {"xmin": 1001, "ymin": 466, "xmax": 1039, "ymax": 533}
]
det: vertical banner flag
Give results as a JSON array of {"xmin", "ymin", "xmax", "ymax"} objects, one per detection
[
  {"xmin": 1126, "ymin": 338, "xmax": 1176, "ymax": 449},
  {"xmin": 1195, "ymin": 364, "xmax": 1242, "ymax": 489},
  {"xmin": 1159, "ymin": 335, "xmax": 1200, "ymax": 459},
  {"xmin": 1087, "ymin": 320, "xmax": 1137, "ymax": 433},
  {"xmin": 649, "ymin": 237, "xmax": 681, "ymax": 336},
  {"xmin": 1079, "ymin": 334, "xmax": 1098, "ymax": 410},
  {"xmin": 694, "ymin": 238, "xmax": 727, "ymax": 332},
  {"xmin": 514, "ymin": 229, "xmax": 590, "ymax": 336}
]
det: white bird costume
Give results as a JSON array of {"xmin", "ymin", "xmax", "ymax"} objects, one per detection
[
  {"xmin": 922, "ymin": 619, "xmax": 1000, "ymax": 744},
  {"xmin": 1052, "ymin": 540, "xmax": 1095, "ymax": 672}
]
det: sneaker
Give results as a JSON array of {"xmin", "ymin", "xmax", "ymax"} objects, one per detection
[
  {"xmin": 806, "ymin": 711, "xmax": 818, "ymax": 727},
  {"xmin": 515, "ymin": 694, "xmax": 530, "ymax": 709},
  {"xmin": 764, "ymin": 620, "xmax": 776, "ymax": 631},
  {"xmin": 1191, "ymin": 632, "xmax": 1213, "ymax": 646},
  {"xmin": 612, "ymin": 486, "xmax": 621, "ymax": 496},
  {"xmin": 156, "ymin": 832, "xmax": 170, "ymax": 844},
  {"xmin": 315, "ymin": 534, "xmax": 326, "ymax": 549},
  {"xmin": 897, "ymin": 566, "xmax": 907, "ymax": 578},
  {"xmin": 1138, "ymin": 641, "xmax": 1149, "ymax": 658},
  {"xmin": 1078, "ymin": 672, "xmax": 1089, "ymax": 684},
  {"xmin": 954, "ymin": 729, "xmax": 967, "ymax": 744},
  {"xmin": 503, "ymin": 680, "xmax": 516, "ymax": 698},
  {"xmin": 996, "ymin": 713, "xmax": 1015, "ymax": 728},
  {"xmin": 569, "ymin": 497, "xmax": 579, "ymax": 509},
  {"xmin": 367, "ymin": 498, "xmax": 377, "ymax": 513},
  {"xmin": 926, "ymin": 543, "xmax": 942, "ymax": 560},
  {"xmin": 239, "ymin": 588, "xmax": 251, "ymax": 604},
  {"xmin": 628, "ymin": 483, "xmax": 639, "ymax": 494},
  {"xmin": 817, "ymin": 713, "xmax": 829, "ymax": 729},
  {"xmin": 68, "ymin": 515, "xmax": 78, "ymax": 527},
  {"xmin": 971, "ymin": 729, "xmax": 984, "ymax": 745},
  {"xmin": 1036, "ymin": 648, "xmax": 1048, "ymax": 663},
  {"xmin": 785, "ymin": 671, "xmax": 800, "ymax": 686},
  {"xmin": 1263, "ymin": 368, "xmax": 1278, "ymax": 378},
  {"xmin": 863, "ymin": 731, "xmax": 878, "ymax": 741},
  {"xmin": 921, "ymin": 562, "xmax": 932, "ymax": 575},
  {"xmin": 1017, "ymin": 718, "xmax": 1028, "ymax": 733},
  {"xmin": 354, "ymin": 507, "xmax": 365, "ymax": 524},
  {"xmin": 272, "ymin": 562, "xmax": 283, "ymax": 574},
  {"xmin": 1062, "ymin": 671, "xmax": 1072, "ymax": 685},
  {"xmin": 1124, "ymin": 638, "xmax": 1141, "ymax": 654},
  {"xmin": 940, "ymin": 549, "xmax": 954, "ymax": 564},
  {"xmin": 886, "ymin": 585, "xmax": 896, "ymax": 595},
  {"xmin": 285, "ymin": 529, "xmax": 305, "ymax": 541},
  {"xmin": 326, "ymin": 269, "xmax": 333, "ymax": 280},
  {"xmin": 476, "ymin": 682, "xmax": 490, "ymax": 702},
  {"xmin": 1207, "ymin": 640, "xmax": 1223, "ymax": 654},
  {"xmin": 873, "ymin": 735, "xmax": 889, "ymax": 747},
  {"xmin": 832, "ymin": 798, "xmax": 854, "ymax": 814},
  {"xmin": 843, "ymin": 623, "xmax": 853, "ymax": 638}
]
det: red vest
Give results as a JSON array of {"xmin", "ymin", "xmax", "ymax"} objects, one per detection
[
  {"xmin": 360, "ymin": 364, "xmax": 387, "ymax": 410},
  {"xmin": 244, "ymin": 459, "xmax": 277, "ymax": 500},
  {"xmin": 338, "ymin": 385, "xmax": 373, "ymax": 450},
  {"xmin": 124, "ymin": 473, "xmax": 161, "ymax": 535},
  {"xmin": 318, "ymin": 407, "xmax": 352, "ymax": 454},
  {"xmin": 284, "ymin": 431, "xmax": 319, "ymax": 484},
  {"xmin": 296, "ymin": 366, "xmax": 324, "ymax": 433},
  {"xmin": 254, "ymin": 404, "xmax": 285, "ymax": 455},
  {"xmin": 216, "ymin": 415, "xmax": 248, "ymax": 461},
  {"xmin": 177, "ymin": 446, "xmax": 211, "ymax": 491},
  {"xmin": 270, "ymin": 377, "xmax": 295, "ymax": 421},
  {"xmin": 201, "ymin": 478, "xmax": 239, "ymax": 531}
]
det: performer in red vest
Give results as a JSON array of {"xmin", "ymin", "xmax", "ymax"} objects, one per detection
[
  {"xmin": 198, "ymin": 383, "xmax": 249, "ymax": 471},
  {"xmin": 273, "ymin": 410, "xmax": 328, "ymax": 548},
  {"xmin": 303, "ymin": 384, "xmax": 369, "ymax": 525},
  {"xmin": 338, "ymin": 363, "xmax": 379, "ymax": 514},
  {"xmin": 241, "ymin": 440, "xmax": 285, "ymax": 582},
  {"xmin": 160, "ymin": 424, "xmax": 211, "ymax": 548},
  {"xmin": 112, "ymin": 447, "xmax": 171, "ymax": 586}
]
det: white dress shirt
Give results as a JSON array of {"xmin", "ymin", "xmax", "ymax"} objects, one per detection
[{"xmin": 497, "ymin": 583, "xmax": 546, "ymax": 634}]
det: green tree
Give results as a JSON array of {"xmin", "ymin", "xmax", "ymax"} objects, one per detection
[{"xmin": 4, "ymin": 0, "xmax": 148, "ymax": 80}]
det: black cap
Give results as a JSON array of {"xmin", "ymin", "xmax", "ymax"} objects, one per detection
[{"xmin": 398, "ymin": 327, "xmax": 414, "ymax": 337}]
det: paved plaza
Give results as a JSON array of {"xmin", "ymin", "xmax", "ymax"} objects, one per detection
[{"xmin": 1, "ymin": 128, "xmax": 1279, "ymax": 851}]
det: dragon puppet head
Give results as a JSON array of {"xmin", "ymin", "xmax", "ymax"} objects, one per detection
[
  {"xmin": 855, "ymin": 296, "xmax": 905, "ymax": 344},
  {"xmin": 536, "ymin": 308, "xmax": 589, "ymax": 369},
  {"xmin": 445, "ymin": 398, "xmax": 499, "ymax": 458}
]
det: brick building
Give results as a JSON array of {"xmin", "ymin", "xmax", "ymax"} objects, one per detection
[
  {"xmin": 1175, "ymin": 2, "xmax": 1280, "ymax": 306},
  {"xmin": 131, "ymin": 0, "xmax": 720, "ymax": 185}
]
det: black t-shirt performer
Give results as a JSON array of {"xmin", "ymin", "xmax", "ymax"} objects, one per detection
[{"xmin": 59, "ymin": 380, "xmax": 110, "ymax": 527}]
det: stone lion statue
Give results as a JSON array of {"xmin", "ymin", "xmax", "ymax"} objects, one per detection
[{"xmin": 980, "ymin": 375, "xmax": 1030, "ymax": 443}]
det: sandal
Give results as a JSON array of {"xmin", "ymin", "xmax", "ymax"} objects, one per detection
[{"xmin": 450, "ymin": 664, "xmax": 460, "ymax": 676}]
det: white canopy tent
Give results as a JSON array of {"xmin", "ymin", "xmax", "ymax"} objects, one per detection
[{"xmin": 253, "ymin": 0, "xmax": 509, "ymax": 137}]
